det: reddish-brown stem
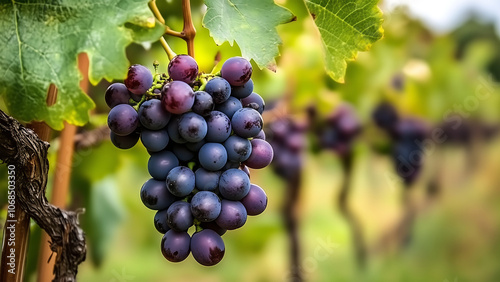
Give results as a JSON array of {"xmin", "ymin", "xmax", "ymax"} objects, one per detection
[
  {"xmin": 181, "ymin": 0, "xmax": 196, "ymax": 58},
  {"xmin": 0, "ymin": 84, "xmax": 57, "ymax": 282}
]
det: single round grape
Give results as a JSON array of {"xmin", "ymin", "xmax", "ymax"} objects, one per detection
[
  {"xmin": 161, "ymin": 81, "xmax": 195, "ymax": 114},
  {"xmin": 241, "ymin": 184, "xmax": 267, "ymax": 216},
  {"xmin": 231, "ymin": 79, "xmax": 253, "ymax": 99},
  {"xmin": 107, "ymin": 104, "xmax": 139, "ymax": 136},
  {"xmin": 215, "ymin": 200, "xmax": 247, "ymax": 230},
  {"xmin": 166, "ymin": 166, "xmax": 195, "ymax": 197},
  {"xmin": 110, "ymin": 131, "xmax": 139, "ymax": 149},
  {"xmin": 205, "ymin": 111, "xmax": 232, "ymax": 142},
  {"xmin": 195, "ymin": 168, "xmax": 221, "ymax": 191},
  {"xmin": 178, "ymin": 112, "xmax": 208, "ymax": 142},
  {"xmin": 205, "ymin": 77, "xmax": 231, "ymax": 104},
  {"xmin": 220, "ymin": 57, "xmax": 252, "ymax": 86},
  {"xmin": 192, "ymin": 91, "xmax": 214, "ymax": 117},
  {"xmin": 223, "ymin": 135, "xmax": 252, "ymax": 162},
  {"xmin": 231, "ymin": 108, "xmax": 263, "ymax": 138},
  {"xmin": 198, "ymin": 143, "xmax": 227, "ymax": 171},
  {"xmin": 190, "ymin": 229, "xmax": 225, "ymax": 266},
  {"xmin": 168, "ymin": 54, "xmax": 199, "ymax": 84},
  {"xmin": 372, "ymin": 102, "xmax": 399, "ymax": 130},
  {"xmin": 141, "ymin": 129, "xmax": 169, "ymax": 152},
  {"xmin": 167, "ymin": 201, "xmax": 194, "ymax": 231},
  {"xmin": 215, "ymin": 97, "xmax": 242, "ymax": 119},
  {"xmin": 190, "ymin": 191, "xmax": 222, "ymax": 222},
  {"xmin": 138, "ymin": 99, "xmax": 171, "ymax": 130},
  {"xmin": 254, "ymin": 130, "xmax": 266, "ymax": 140},
  {"xmin": 167, "ymin": 116, "xmax": 187, "ymax": 144},
  {"xmin": 105, "ymin": 83, "xmax": 132, "ymax": 108},
  {"xmin": 140, "ymin": 178, "xmax": 177, "ymax": 210},
  {"xmin": 124, "ymin": 64, "xmax": 153, "ymax": 95},
  {"xmin": 172, "ymin": 143, "xmax": 195, "ymax": 162},
  {"xmin": 199, "ymin": 221, "xmax": 226, "ymax": 236},
  {"xmin": 185, "ymin": 139, "xmax": 206, "ymax": 152},
  {"xmin": 161, "ymin": 230, "xmax": 191, "ymax": 262},
  {"xmin": 244, "ymin": 139, "xmax": 274, "ymax": 169},
  {"xmin": 154, "ymin": 209, "xmax": 171, "ymax": 233},
  {"xmin": 148, "ymin": 151, "xmax": 179, "ymax": 180},
  {"xmin": 218, "ymin": 169, "xmax": 250, "ymax": 201},
  {"xmin": 241, "ymin": 92, "xmax": 265, "ymax": 114}
]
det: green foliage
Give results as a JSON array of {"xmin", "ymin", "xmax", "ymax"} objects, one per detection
[
  {"xmin": 0, "ymin": 0, "xmax": 162, "ymax": 129},
  {"xmin": 305, "ymin": 0, "xmax": 384, "ymax": 82},
  {"xmin": 203, "ymin": 0, "xmax": 295, "ymax": 69}
]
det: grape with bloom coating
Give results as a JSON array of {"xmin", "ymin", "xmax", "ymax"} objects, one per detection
[
  {"xmin": 107, "ymin": 104, "xmax": 138, "ymax": 136},
  {"xmin": 168, "ymin": 55, "xmax": 198, "ymax": 84},
  {"xmin": 221, "ymin": 57, "xmax": 252, "ymax": 86},
  {"xmin": 190, "ymin": 229, "xmax": 225, "ymax": 266},
  {"xmin": 161, "ymin": 230, "xmax": 190, "ymax": 262},
  {"xmin": 161, "ymin": 81, "xmax": 195, "ymax": 114},
  {"xmin": 241, "ymin": 184, "xmax": 267, "ymax": 216},
  {"xmin": 124, "ymin": 64, "xmax": 153, "ymax": 95}
]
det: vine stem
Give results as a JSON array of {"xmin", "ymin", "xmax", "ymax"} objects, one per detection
[{"xmin": 283, "ymin": 173, "xmax": 302, "ymax": 282}]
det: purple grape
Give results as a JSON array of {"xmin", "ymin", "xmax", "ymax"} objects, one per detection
[
  {"xmin": 241, "ymin": 92, "xmax": 265, "ymax": 114},
  {"xmin": 154, "ymin": 209, "xmax": 171, "ymax": 233},
  {"xmin": 241, "ymin": 184, "xmax": 267, "ymax": 216},
  {"xmin": 231, "ymin": 108, "xmax": 263, "ymax": 138},
  {"xmin": 215, "ymin": 97, "xmax": 242, "ymax": 119},
  {"xmin": 148, "ymin": 150, "xmax": 179, "ymax": 180},
  {"xmin": 205, "ymin": 111, "xmax": 232, "ymax": 142},
  {"xmin": 254, "ymin": 130, "xmax": 266, "ymax": 140},
  {"xmin": 199, "ymin": 221, "xmax": 226, "ymax": 236},
  {"xmin": 166, "ymin": 166, "xmax": 195, "ymax": 197},
  {"xmin": 166, "ymin": 201, "xmax": 194, "ymax": 231},
  {"xmin": 138, "ymin": 99, "xmax": 171, "ymax": 130},
  {"xmin": 110, "ymin": 131, "xmax": 139, "ymax": 149},
  {"xmin": 244, "ymin": 139, "xmax": 274, "ymax": 169},
  {"xmin": 167, "ymin": 116, "xmax": 187, "ymax": 144},
  {"xmin": 161, "ymin": 81, "xmax": 195, "ymax": 114},
  {"xmin": 105, "ymin": 83, "xmax": 133, "ymax": 108},
  {"xmin": 140, "ymin": 129, "xmax": 169, "ymax": 152},
  {"xmin": 215, "ymin": 200, "xmax": 247, "ymax": 230},
  {"xmin": 192, "ymin": 91, "xmax": 214, "ymax": 117},
  {"xmin": 231, "ymin": 79, "xmax": 253, "ymax": 99},
  {"xmin": 205, "ymin": 77, "xmax": 231, "ymax": 104},
  {"xmin": 220, "ymin": 57, "xmax": 252, "ymax": 86},
  {"xmin": 190, "ymin": 229, "xmax": 225, "ymax": 266},
  {"xmin": 140, "ymin": 178, "xmax": 178, "ymax": 210},
  {"xmin": 178, "ymin": 112, "xmax": 208, "ymax": 142},
  {"xmin": 218, "ymin": 169, "xmax": 250, "ymax": 201},
  {"xmin": 161, "ymin": 230, "xmax": 190, "ymax": 262},
  {"xmin": 240, "ymin": 164, "xmax": 251, "ymax": 177},
  {"xmin": 198, "ymin": 143, "xmax": 227, "ymax": 171},
  {"xmin": 190, "ymin": 191, "xmax": 222, "ymax": 222},
  {"xmin": 372, "ymin": 102, "xmax": 399, "ymax": 131},
  {"xmin": 168, "ymin": 54, "xmax": 199, "ymax": 84},
  {"xmin": 223, "ymin": 135, "xmax": 252, "ymax": 162},
  {"xmin": 107, "ymin": 104, "xmax": 139, "ymax": 136},
  {"xmin": 124, "ymin": 64, "xmax": 153, "ymax": 95},
  {"xmin": 195, "ymin": 168, "xmax": 221, "ymax": 191}
]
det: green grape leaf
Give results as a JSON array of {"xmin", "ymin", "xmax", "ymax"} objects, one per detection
[
  {"xmin": 0, "ymin": 0, "xmax": 162, "ymax": 130},
  {"xmin": 305, "ymin": 0, "xmax": 384, "ymax": 83},
  {"xmin": 203, "ymin": 0, "xmax": 295, "ymax": 69}
]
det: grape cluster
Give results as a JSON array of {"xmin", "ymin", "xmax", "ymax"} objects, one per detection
[{"xmin": 105, "ymin": 55, "xmax": 272, "ymax": 266}]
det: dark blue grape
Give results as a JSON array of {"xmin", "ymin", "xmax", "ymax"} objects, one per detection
[
  {"xmin": 107, "ymin": 104, "xmax": 139, "ymax": 136},
  {"xmin": 154, "ymin": 209, "xmax": 171, "ymax": 233},
  {"xmin": 141, "ymin": 129, "xmax": 169, "ymax": 152},
  {"xmin": 205, "ymin": 77, "xmax": 231, "ymax": 104},
  {"xmin": 167, "ymin": 116, "xmax": 187, "ymax": 144},
  {"xmin": 178, "ymin": 112, "xmax": 208, "ymax": 142},
  {"xmin": 190, "ymin": 229, "xmax": 225, "ymax": 266},
  {"xmin": 140, "ymin": 178, "xmax": 178, "ymax": 210},
  {"xmin": 172, "ymin": 143, "xmax": 195, "ymax": 162},
  {"xmin": 220, "ymin": 57, "xmax": 252, "ymax": 86},
  {"xmin": 138, "ymin": 99, "xmax": 171, "ymax": 130},
  {"xmin": 168, "ymin": 54, "xmax": 199, "ymax": 84},
  {"xmin": 218, "ymin": 169, "xmax": 250, "ymax": 200},
  {"xmin": 161, "ymin": 230, "xmax": 190, "ymax": 262},
  {"xmin": 192, "ymin": 91, "xmax": 214, "ymax": 117},
  {"xmin": 215, "ymin": 200, "xmax": 247, "ymax": 230},
  {"xmin": 166, "ymin": 166, "xmax": 195, "ymax": 197},
  {"xmin": 124, "ymin": 64, "xmax": 153, "ymax": 95},
  {"xmin": 186, "ymin": 140, "xmax": 206, "ymax": 152},
  {"xmin": 231, "ymin": 108, "xmax": 263, "ymax": 138},
  {"xmin": 190, "ymin": 191, "xmax": 221, "ymax": 222},
  {"xmin": 110, "ymin": 131, "xmax": 139, "ymax": 149},
  {"xmin": 231, "ymin": 79, "xmax": 253, "ymax": 99},
  {"xmin": 161, "ymin": 81, "xmax": 195, "ymax": 114},
  {"xmin": 244, "ymin": 139, "xmax": 273, "ymax": 169},
  {"xmin": 254, "ymin": 130, "xmax": 266, "ymax": 140},
  {"xmin": 215, "ymin": 97, "xmax": 242, "ymax": 119},
  {"xmin": 241, "ymin": 184, "xmax": 267, "ymax": 216},
  {"xmin": 205, "ymin": 111, "xmax": 232, "ymax": 142},
  {"xmin": 198, "ymin": 143, "xmax": 227, "ymax": 171},
  {"xmin": 195, "ymin": 168, "xmax": 221, "ymax": 191},
  {"xmin": 199, "ymin": 221, "xmax": 226, "ymax": 236},
  {"xmin": 241, "ymin": 92, "xmax": 265, "ymax": 114},
  {"xmin": 167, "ymin": 201, "xmax": 194, "ymax": 231},
  {"xmin": 148, "ymin": 150, "xmax": 179, "ymax": 180},
  {"xmin": 223, "ymin": 135, "xmax": 252, "ymax": 162},
  {"xmin": 105, "ymin": 83, "xmax": 132, "ymax": 108}
]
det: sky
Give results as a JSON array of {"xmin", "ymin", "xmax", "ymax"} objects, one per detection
[{"xmin": 382, "ymin": 0, "xmax": 500, "ymax": 35}]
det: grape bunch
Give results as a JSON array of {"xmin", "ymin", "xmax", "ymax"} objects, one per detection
[{"xmin": 105, "ymin": 55, "xmax": 273, "ymax": 266}]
